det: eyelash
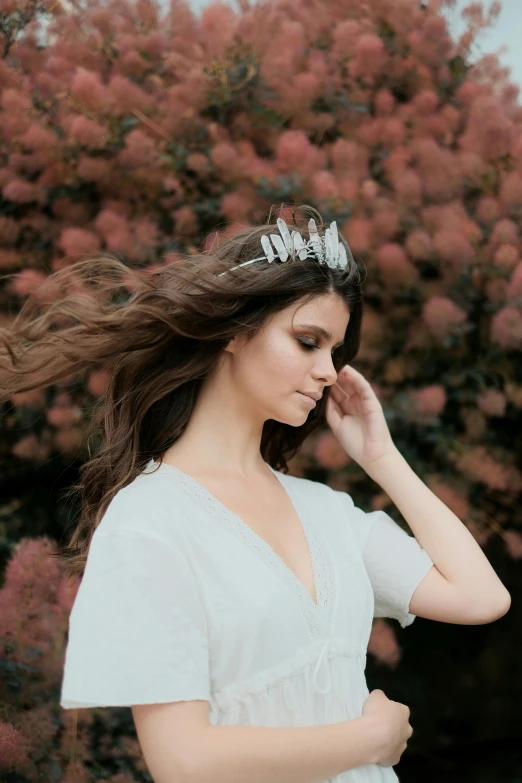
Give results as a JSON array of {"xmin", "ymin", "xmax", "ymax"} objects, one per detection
[{"xmin": 298, "ymin": 339, "xmax": 338, "ymax": 356}]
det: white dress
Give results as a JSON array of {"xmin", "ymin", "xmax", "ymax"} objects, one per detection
[{"xmin": 60, "ymin": 459, "xmax": 435, "ymax": 782}]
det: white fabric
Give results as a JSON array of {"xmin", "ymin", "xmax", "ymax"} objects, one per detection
[{"xmin": 60, "ymin": 459, "xmax": 434, "ymax": 783}]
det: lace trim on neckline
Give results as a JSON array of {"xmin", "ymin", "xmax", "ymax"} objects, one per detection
[{"xmin": 147, "ymin": 459, "xmax": 335, "ymax": 638}]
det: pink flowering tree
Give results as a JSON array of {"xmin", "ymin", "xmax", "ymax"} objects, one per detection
[{"xmin": 0, "ymin": 0, "xmax": 521, "ymax": 777}]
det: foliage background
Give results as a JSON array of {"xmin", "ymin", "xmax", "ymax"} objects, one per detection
[{"xmin": 0, "ymin": 0, "xmax": 520, "ymax": 780}]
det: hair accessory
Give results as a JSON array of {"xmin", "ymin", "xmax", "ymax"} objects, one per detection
[{"xmin": 217, "ymin": 218, "xmax": 350, "ymax": 277}]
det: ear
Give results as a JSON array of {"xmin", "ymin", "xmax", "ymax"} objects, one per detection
[{"xmin": 224, "ymin": 334, "xmax": 245, "ymax": 354}]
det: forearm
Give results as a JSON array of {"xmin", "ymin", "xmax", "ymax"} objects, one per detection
[
  {"xmin": 366, "ymin": 447, "xmax": 511, "ymax": 611},
  {"xmin": 185, "ymin": 716, "xmax": 382, "ymax": 783}
]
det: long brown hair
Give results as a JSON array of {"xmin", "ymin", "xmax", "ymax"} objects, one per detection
[{"xmin": 0, "ymin": 203, "xmax": 365, "ymax": 580}]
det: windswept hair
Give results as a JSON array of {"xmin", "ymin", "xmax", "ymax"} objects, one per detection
[{"xmin": 0, "ymin": 203, "xmax": 365, "ymax": 580}]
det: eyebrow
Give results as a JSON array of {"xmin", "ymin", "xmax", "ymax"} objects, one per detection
[{"xmin": 297, "ymin": 323, "xmax": 345, "ymax": 347}]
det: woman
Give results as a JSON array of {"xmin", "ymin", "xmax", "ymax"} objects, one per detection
[{"xmin": 1, "ymin": 204, "xmax": 510, "ymax": 782}]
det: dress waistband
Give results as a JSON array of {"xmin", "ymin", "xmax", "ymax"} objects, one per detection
[{"xmin": 211, "ymin": 637, "xmax": 367, "ymax": 712}]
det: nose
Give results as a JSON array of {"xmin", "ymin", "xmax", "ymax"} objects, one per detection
[{"xmin": 312, "ymin": 354, "xmax": 338, "ymax": 387}]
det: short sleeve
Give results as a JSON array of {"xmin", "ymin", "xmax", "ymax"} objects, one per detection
[
  {"xmin": 336, "ymin": 490, "xmax": 435, "ymax": 628},
  {"xmin": 60, "ymin": 528, "xmax": 211, "ymax": 709}
]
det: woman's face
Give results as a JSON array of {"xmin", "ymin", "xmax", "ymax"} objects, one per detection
[{"xmin": 225, "ymin": 292, "xmax": 350, "ymax": 425}]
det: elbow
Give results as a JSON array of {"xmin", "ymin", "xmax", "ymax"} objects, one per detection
[{"xmin": 478, "ymin": 591, "xmax": 511, "ymax": 623}]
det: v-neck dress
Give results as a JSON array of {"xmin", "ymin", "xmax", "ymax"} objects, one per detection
[{"xmin": 60, "ymin": 458, "xmax": 434, "ymax": 782}]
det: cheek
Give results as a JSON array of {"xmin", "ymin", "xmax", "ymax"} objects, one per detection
[{"xmin": 261, "ymin": 342, "xmax": 304, "ymax": 380}]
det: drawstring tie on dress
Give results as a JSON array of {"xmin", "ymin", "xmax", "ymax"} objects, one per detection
[{"xmin": 312, "ymin": 639, "xmax": 335, "ymax": 695}]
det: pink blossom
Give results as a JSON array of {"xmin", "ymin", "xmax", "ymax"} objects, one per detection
[
  {"xmin": 105, "ymin": 227, "xmax": 133, "ymax": 254},
  {"xmin": 95, "ymin": 208, "xmax": 129, "ymax": 237},
  {"xmin": 458, "ymin": 152, "xmax": 487, "ymax": 184},
  {"xmin": 375, "ymin": 244, "xmax": 418, "ymax": 286},
  {"xmin": 393, "ymin": 169, "xmax": 422, "ymax": 206},
  {"xmin": 372, "ymin": 209, "xmax": 399, "ymax": 242},
  {"xmin": 382, "ymin": 118, "xmax": 406, "ymax": 146},
  {"xmin": 423, "ymin": 296, "xmax": 468, "ymax": 339},
  {"xmin": 46, "ymin": 403, "xmax": 81, "ymax": 428},
  {"xmin": 412, "ymin": 89, "xmax": 439, "ymax": 115},
  {"xmin": 87, "ymin": 369, "xmax": 110, "ymax": 397},
  {"xmin": 134, "ymin": 217, "xmax": 160, "ymax": 248},
  {"xmin": 12, "ymin": 269, "xmax": 47, "ymax": 297},
  {"xmin": 485, "ymin": 279, "xmax": 507, "ymax": 306},
  {"xmin": 107, "ymin": 73, "xmax": 154, "ymax": 114},
  {"xmin": 21, "ymin": 122, "xmax": 57, "ymax": 153},
  {"xmin": 210, "ymin": 142, "xmax": 239, "ymax": 171},
  {"xmin": 489, "ymin": 218, "xmax": 519, "ymax": 250},
  {"xmin": 344, "ymin": 218, "xmax": 371, "ymax": 254},
  {"xmin": 292, "ymin": 72, "xmax": 321, "ymax": 106},
  {"xmin": 71, "ymin": 67, "xmax": 109, "ymax": 111},
  {"xmin": 3, "ymin": 178, "xmax": 39, "ymax": 203},
  {"xmin": 406, "ymin": 230, "xmax": 432, "ymax": 260},
  {"xmin": 491, "ymin": 306, "xmax": 522, "ymax": 349},
  {"xmin": 409, "ymin": 385, "xmax": 447, "ymax": 417},
  {"xmin": 360, "ymin": 179, "xmax": 379, "ymax": 200},
  {"xmin": 77, "ymin": 155, "xmax": 112, "ymax": 182},
  {"xmin": 507, "ymin": 264, "xmax": 522, "ymax": 302},
  {"xmin": 499, "ymin": 172, "xmax": 522, "ymax": 210},
  {"xmin": 314, "ymin": 431, "xmax": 350, "ymax": 469},
  {"xmin": 337, "ymin": 177, "xmax": 358, "ymax": 201},
  {"xmin": 275, "ymin": 130, "xmax": 326, "ymax": 176},
  {"xmin": 0, "ymin": 721, "xmax": 27, "ymax": 766},
  {"xmin": 332, "ymin": 19, "xmax": 361, "ymax": 51},
  {"xmin": 477, "ymin": 389, "xmax": 507, "ymax": 417},
  {"xmin": 119, "ymin": 50, "xmax": 150, "ymax": 78},
  {"xmin": 59, "ymin": 227, "xmax": 101, "ymax": 257},
  {"xmin": 457, "ymin": 446, "xmax": 512, "ymax": 492},
  {"xmin": 69, "ymin": 116, "xmax": 108, "ymax": 149},
  {"xmin": 186, "ymin": 153, "xmax": 211, "ymax": 175},
  {"xmin": 220, "ymin": 191, "xmax": 254, "ymax": 223},
  {"xmin": 1, "ymin": 87, "xmax": 32, "ymax": 114},
  {"xmin": 174, "ymin": 205, "xmax": 199, "ymax": 236},
  {"xmin": 459, "ymin": 95, "xmax": 515, "ymax": 162},
  {"xmin": 441, "ymin": 104, "xmax": 461, "ymax": 133},
  {"xmin": 368, "ymin": 618, "xmax": 401, "ymax": 668},
  {"xmin": 162, "ymin": 175, "xmax": 183, "ymax": 195},
  {"xmin": 118, "ymin": 129, "xmax": 156, "ymax": 168},
  {"xmin": 374, "ymin": 89, "xmax": 395, "ymax": 116},
  {"xmin": 55, "ymin": 426, "xmax": 83, "ymax": 453},
  {"xmin": 476, "ymin": 196, "xmax": 499, "ymax": 224},
  {"xmin": 11, "ymin": 433, "xmax": 49, "ymax": 461},
  {"xmin": 370, "ymin": 491, "xmax": 391, "ymax": 511},
  {"xmin": 493, "ymin": 244, "xmax": 519, "ymax": 272},
  {"xmin": 352, "ymin": 34, "xmax": 384, "ymax": 79},
  {"xmin": 89, "ymin": 7, "xmax": 114, "ymax": 34},
  {"xmin": 433, "ymin": 229, "xmax": 475, "ymax": 265},
  {"xmin": 412, "ymin": 138, "xmax": 460, "ymax": 201},
  {"xmin": 312, "ymin": 170, "xmax": 339, "ymax": 200},
  {"xmin": 141, "ymin": 31, "xmax": 167, "ymax": 58}
]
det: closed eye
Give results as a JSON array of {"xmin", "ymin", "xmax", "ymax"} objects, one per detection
[{"xmin": 298, "ymin": 339, "xmax": 338, "ymax": 356}]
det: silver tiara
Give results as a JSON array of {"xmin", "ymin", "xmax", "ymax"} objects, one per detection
[{"xmin": 217, "ymin": 218, "xmax": 349, "ymax": 277}]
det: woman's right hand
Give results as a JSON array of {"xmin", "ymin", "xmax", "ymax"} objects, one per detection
[{"xmin": 361, "ymin": 689, "xmax": 414, "ymax": 767}]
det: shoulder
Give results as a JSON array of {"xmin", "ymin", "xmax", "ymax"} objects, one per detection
[
  {"xmin": 276, "ymin": 469, "xmax": 352, "ymax": 510},
  {"xmin": 95, "ymin": 463, "xmax": 192, "ymax": 543}
]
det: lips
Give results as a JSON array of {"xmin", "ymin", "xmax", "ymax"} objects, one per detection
[
  {"xmin": 298, "ymin": 391, "xmax": 322, "ymax": 401},
  {"xmin": 297, "ymin": 392, "xmax": 317, "ymax": 406}
]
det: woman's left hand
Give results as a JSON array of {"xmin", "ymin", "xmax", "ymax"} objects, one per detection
[{"xmin": 325, "ymin": 364, "xmax": 397, "ymax": 472}]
